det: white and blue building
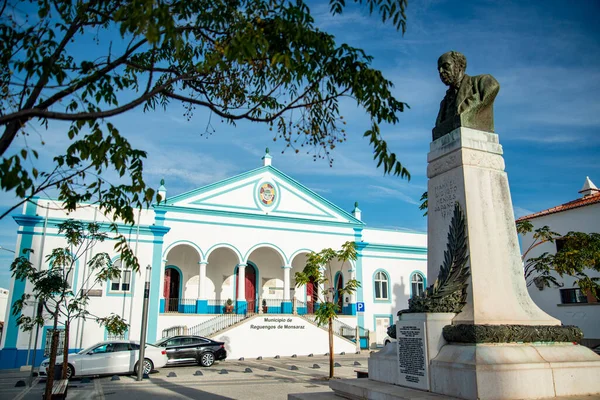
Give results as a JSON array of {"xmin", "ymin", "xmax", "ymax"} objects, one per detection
[{"xmin": 0, "ymin": 151, "xmax": 427, "ymax": 368}]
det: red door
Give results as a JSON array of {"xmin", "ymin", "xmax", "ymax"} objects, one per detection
[
  {"xmin": 164, "ymin": 268, "xmax": 180, "ymax": 312},
  {"xmin": 236, "ymin": 265, "xmax": 257, "ymax": 313}
]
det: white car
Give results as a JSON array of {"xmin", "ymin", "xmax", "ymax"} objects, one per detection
[
  {"xmin": 39, "ymin": 340, "xmax": 168, "ymax": 379},
  {"xmin": 384, "ymin": 335, "xmax": 396, "ymax": 346}
]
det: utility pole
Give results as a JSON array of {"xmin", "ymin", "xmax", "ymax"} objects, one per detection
[{"xmin": 136, "ymin": 265, "xmax": 151, "ymax": 381}]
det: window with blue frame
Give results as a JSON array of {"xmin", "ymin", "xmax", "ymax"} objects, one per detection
[
  {"xmin": 374, "ymin": 271, "xmax": 389, "ymax": 300},
  {"xmin": 411, "ymin": 272, "xmax": 425, "ymax": 298},
  {"xmin": 109, "ymin": 259, "xmax": 131, "ymax": 292}
]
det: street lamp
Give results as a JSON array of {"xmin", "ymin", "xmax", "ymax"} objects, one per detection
[
  {"xmin": 0, "ymin": 246, "xmax": 15, "ymax": 253},
  {"xmin": 136, "ymin": 264, "xmax": 152, "ymax": 381}
]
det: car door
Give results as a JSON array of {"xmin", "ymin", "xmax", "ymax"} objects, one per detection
[
  {"xmin": 163, "ymin": 338, "xmax": 184, "ymax": 363},
  {"xmin": 178, "ymin": 337, "xmax": 200, "ymax": 363},
  {"xmin": 81, "ymin": 343, "xmax": 113, "ymax": 375},
  {"xmin": 104, "ymin": 343, "xmax": 132, "ymax": 374}
]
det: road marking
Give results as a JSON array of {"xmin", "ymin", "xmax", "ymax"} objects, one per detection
[
  {"xmin": 13, "ymin": 377, "xmax": 40, "ymax": 400},
  {"xmin": 93, "ymin": 377, "xmax": 105, "ymax": 399}
]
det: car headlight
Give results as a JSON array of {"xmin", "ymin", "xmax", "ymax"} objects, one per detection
[{"xmin": 41, "ymin": 362, "xmax": 49, "ymax": 367}]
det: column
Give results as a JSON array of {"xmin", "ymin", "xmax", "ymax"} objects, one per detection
[
  {"xmin": 159, "ymin": 259, "xmax": 167, "ymax": 313},
  {"xmin": 196, "ymin": 261, "xmax": 208, "ymax": 314},
  {"xmin": 317, "ymin": 266, "xmax": 326, "ymax": 310},
  {"xmin": 282, "ymin": 264, "xmax": 292, "ymax": 313},
  {"xmin": 236, "ymin": 263, "xmax": 247, "ymax": 314}
]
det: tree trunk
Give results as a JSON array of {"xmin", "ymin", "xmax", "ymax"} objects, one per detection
[
  {"xmin": 328, "ymin": 317, "xmax": 334, "ymax": 379},
  {"xmin": 61, "ymin": 320, "xmax": 70, "ymax": 379},
  {"xmin": 44, "ymin": 308, "xmax": 60, "ymax": 400}
]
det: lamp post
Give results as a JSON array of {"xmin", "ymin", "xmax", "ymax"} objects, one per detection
[
  {"xmin": 137, "ymin": 264, "xmax": 151, "ymax": 381},
  {"xmin": 0, "ymin": 246, "xmax": 15, "ymax": 253}
]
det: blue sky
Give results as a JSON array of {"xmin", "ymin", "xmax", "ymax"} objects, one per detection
[{"xmin": 1, "ymin": 0, "xmax": 599, "ymax": 289}]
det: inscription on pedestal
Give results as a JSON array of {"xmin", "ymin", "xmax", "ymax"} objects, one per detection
[
  {"xmin": 432, "ymin": 178, "xmax": 458, "ymax": 219},
  {"xmin": 396, "ymin": 320, "xmax": 429, "ymax": 390}
]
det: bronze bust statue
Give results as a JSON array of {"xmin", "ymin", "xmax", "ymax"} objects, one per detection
[{"xmin": 433, "ymin": 51, "xmax": 500, "ymax": 140}]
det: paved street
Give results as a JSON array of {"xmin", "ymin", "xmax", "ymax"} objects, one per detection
[{"xmin": 5, "ymin": 353, "xmax": 370, "ymax": 400}]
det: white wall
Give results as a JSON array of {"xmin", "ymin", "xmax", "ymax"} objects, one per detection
[
  {"xmin": 212, "ymin": 315, "xmax": 357, "ymax": 359},
  {"xmin": 520, "ymin": 203, "xmax": 600, "ymax": 341},
  {"xmin": 0, "ymin": 288, "xmax": 9, "ymax": 322}
]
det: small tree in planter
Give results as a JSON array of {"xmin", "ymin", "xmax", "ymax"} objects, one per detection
[
  {"xmin": 11, "ymin": 219, "xmax": 134, "ymax": 399},
  {"xmin": 294, "ymin": 241, "xmax": 359, "ymax": 379},
  {"xmin": 225, "ymin": 298, "xmax": 234, "ymax": 314}
]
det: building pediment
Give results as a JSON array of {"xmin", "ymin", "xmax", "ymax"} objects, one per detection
[{"xmin": 159, "ymin": 166, "xmax": 363, "ymax": 226}]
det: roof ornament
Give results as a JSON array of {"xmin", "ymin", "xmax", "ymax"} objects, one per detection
[{"xmin": 262, "ymin": 147, "xmax": 272, "ymax": 166}]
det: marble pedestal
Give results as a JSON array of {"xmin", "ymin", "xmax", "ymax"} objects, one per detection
[
  {"xmin": 427, "ymin": 128, "xmax": 558, "ymax": 326},
  {"xmin": 426, "ymin": 128, "xmax": 600, "ymax": 399}
]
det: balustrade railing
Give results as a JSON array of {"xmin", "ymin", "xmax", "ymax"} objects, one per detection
[{"xmin": 188, "ymin": 313, "xmax": 249, "ymax": 337}]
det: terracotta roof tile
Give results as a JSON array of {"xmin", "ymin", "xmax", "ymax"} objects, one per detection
[{"xmin": 516, "ymin": 191, "xmax": 600, "ymax": 222}]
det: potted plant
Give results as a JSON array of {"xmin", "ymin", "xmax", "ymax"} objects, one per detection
[
  {"xmin": 225, "ymin": 298, "xmax": 234, "ymax": 314},
  {"xmin": 262, "ymin": 299, "xmax": 268, "ymax": 313}
]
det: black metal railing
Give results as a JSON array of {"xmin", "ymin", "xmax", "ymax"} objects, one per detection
[{"xmin": 164, "ymin": 298, "xmax": 197, "ymax": 313}]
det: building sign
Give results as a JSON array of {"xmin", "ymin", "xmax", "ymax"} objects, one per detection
[
  {"xmin": 396, "ymin": 320, "xmax": 429, "ymax": 390},
  {"xmin": 250, "ymin": 317, "xmax": 306, "ymax": 331},
  {"xmin": 259, "ymin": 183, "xmax": 276, "ymax": 206}
]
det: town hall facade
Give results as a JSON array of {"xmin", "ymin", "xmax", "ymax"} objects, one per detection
[{"xmin": 0, "ymin": 151, "xmax": 427, "ymax": 368}]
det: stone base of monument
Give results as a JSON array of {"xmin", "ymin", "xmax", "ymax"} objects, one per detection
[
  {"xmin": 430, "ymin": 342, "xmax": 600, "ymax": 399},
  {"xmin": 368, "ymin": 313, "xmax": 455, "ymax": 388}
]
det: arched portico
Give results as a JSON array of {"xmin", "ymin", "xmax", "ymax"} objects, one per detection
[
  {"xmin": 245, "ymin": 245, "xmax": 289, "ymax": 313},
  {"xmin": 160, "ymin": 244, "xmax": 201, "ymax": 313}
]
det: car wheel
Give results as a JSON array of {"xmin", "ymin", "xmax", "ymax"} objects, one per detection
[
  {"xmin": 134, "ymin": 358, "xmax": 154, "ymax": 375},
  {"xmin": 384, "ymin": 340, "xmax": 390, "ymax": 346},
  {"xmin": 66, "ymin": 364, "xmax": 75, "ymax": 379},
  {"xmin": 199, "ymin": 352, "xmax": 215, "ymax": 367}
]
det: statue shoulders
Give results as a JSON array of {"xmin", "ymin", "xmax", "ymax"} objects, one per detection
[{"xmin": 469, "ymin": 73, "xmax": 499, "ymax": 87}]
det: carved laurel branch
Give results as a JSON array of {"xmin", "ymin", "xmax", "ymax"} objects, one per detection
[{"xmin": 406, "ymin": 201, "xmax": 471, "ymax": 314}]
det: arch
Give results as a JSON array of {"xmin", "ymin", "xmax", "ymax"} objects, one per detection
[
  {"xmin": 289, "ymin": 248, "xmax": 314, "ymax": 263},
  {"xmin": 409, "ymin": 270, "xmax": 426, "ymax": 298},
  {"xmin": 162, "ymin": 240, "xmax": 204, "ymax": 260},
  {"xmin": 205, "ymin": 243, "xmax": 243, "ymax": 264},
  {"xmin": 244, "ymin": 242, "xmax": 287, "ymax": 265},
  {"xmin": 373, "ymin": 269, "xmax": 390, "ymax": 303},
  {"xmin": 164, "ymin": 265, "xmax": 183, "ymax": 312}
]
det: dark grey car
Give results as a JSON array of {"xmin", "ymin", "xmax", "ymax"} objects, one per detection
[{"xmin": 154, "ymin": 335, "xmax": 227, "ymax": 367}]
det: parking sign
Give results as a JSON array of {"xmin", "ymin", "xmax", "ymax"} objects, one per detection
[{"xmin": 357, "ymin": 302, "xmax": 365, "ymax": 312}]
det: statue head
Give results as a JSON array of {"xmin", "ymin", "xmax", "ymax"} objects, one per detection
[{"xmin": 438, "ymin": 51, "xmax": 467, "ymax": 88}]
